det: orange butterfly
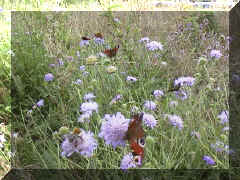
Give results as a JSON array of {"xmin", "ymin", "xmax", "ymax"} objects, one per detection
[
  {"xmin": 81, "ymin": 36, "xmax": 91, "ymax": 41},
  {"xmin": 94, "ymin": 33, "xmax": 103, "ymax": 39},
  {"xmin": 103, "ymin": 45, "xmax": 120, "ymax": 58}
]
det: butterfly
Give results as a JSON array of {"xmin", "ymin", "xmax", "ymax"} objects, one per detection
[
  {"xmin": 124, "ymin": 113, "xmax": 145, "ymax": 165},
  {"xmin": 94, "ymin": 32, "xmax": 103, "ymax": 39},
  {"xmin": 103, "ymin": 45, "xmax": 120, "ymax": 58},
  {"xmin": 167, "ymin": 83, "xmax": 181, "ymax": 92},
  {"xmin": 81, "ymin": 36, "xmax": 91, "ymax": 41}
]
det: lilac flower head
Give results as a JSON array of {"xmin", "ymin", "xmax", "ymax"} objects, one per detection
[
  {"xmin": 99, "ymin": 112, "xmax": 130, "ymax": 148},
  {"xmin": 126, "ymin": 76, "xmax": 137, "ymax": 82},
  {"xmin": 203, "ymin": 155, "xmax": 215, "ymax": 165},
  {"xmin": 80, "ymin": 40, "xmax": 90, "ymax": 47},
  {"xmin": 84, "ymin": 93, "xmax": 96, "ymax": 101},
  {"xmin": 222, "ymin": 126, "xmax": 229, "ymax": 132},
  {"xmin": 165, "ymin": 114, "xmax": 183, "ymax": 130},
  {"xmin": 175, "ymin": 90, "xmax": 188, "ymax": 100},
  {"xmin": 142, "ymin": 113, "xmax": 157, "ymax": 129},
  {"xmin": 143, "ymin": 101, "xmax": 157, "ymax": 111},
  {"xmin": 44, "ymin": 73, "xmax": 54, "ymax": 82},
  {"xmin": 79, "ymin": 65, "xmax": 86, "ymax": 71},
  {"xmin": 169, "ymin": 101, "xmax": 178, "ymax": 107},
  {"xmin": 73, "ymin": 79, "xmax": 82, "ymax": 85},
  {"xmin": 217, "ymin": 110, "xmax": 229, "ymax": 124},
  {"xmin": 211, "ymin": 141, "xmax": 225, "ymax": 152},
  {"xmin": 210, "ymin": 49, "xmax": 222, "ymax": 59},
  {"xmin": 80, "ymin": 102, "xmax": 98, "ymax": 114},
  {"xmin": 61, "ymin": 129, "xmax": 98, "ymax": 157},
  {"xmin": 94, "ymin": 37, "xmax": 104, "ymax": 45},
  {"xmin": 153, "ymin": 90, "xmax": 164, "ymax": 98},
  {"xmin": 36, "ymin": 99, "xmax": 44, "ymax": 107},
  {"xmin": 57, "ymin": 58, "xmax": 64, "ymax": 66},
  {"xmin": 78, "ymin": 112, "xmax": 92, "ymax": 123},
  {"xmin": 120, "ymin": 153, "xmax": 137, "ymax": 170},
  {"xmin": 83, "ymin": 71, "xmax": 89, "ymax": 76},
  {"xmin": 139, "ymin": 37, "xmax": 150, "ymax": 43},
  {"xmin": 174, "ymin": 76, "xmax": 195, "ymax": 87},
  {"xmin": 49, "ymin": 63, "xmax": 56, "ymax": 67},
  {"xmin": 146, "ymin": 41, "xmax": 163, "ymax": 51},
  {"xmin": 110, "ymin": 94, "xmax": 122, "ymax": 105},
  {"xmin": 191, "ymin": 131, "xmax": 200, "ymax": 139}
]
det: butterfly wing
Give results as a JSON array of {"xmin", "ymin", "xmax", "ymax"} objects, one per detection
[
  {"xmin": 103, "ymin": 45, "xmax": 119, "ymax": 58},
  {"xmin": 94, "ymin": 33, "xmax": 103, "ymax": 39},
  {"xmin": 82, "ymin": 37, "xmax": 91, "ymax": 40}
]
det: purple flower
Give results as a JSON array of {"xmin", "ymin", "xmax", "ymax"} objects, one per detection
[
  {"xmin": 79, "ymin": 65, "xmax": 86, "ymax": 71},
  {"xmin": 83, "ymin": 71, "xmax": 89, "ymax": 76},
  {"xmin": 222, "ymin": 126, "xmax": 229, "ymax": 132},
  {"xmin": 94, "ymin": 37, "xmax": 104, "ymax": 45},
  {"xmin": 120, "ymin": 153, "xmax": 137, "ymax": 170},
  {"xmin": 57, "ymin": 58, "xmax": 64, "ymax": 66},
  {"xmin": 73, "ymin": 79, "xmax": 82, "ymax": 85},
  {"xmin": 175, "ymin": 90, "xmax": 188, "ymax": 100},
  {"xmin": 210, "ymin": 49, "xmax": 222, "ymax": 59},
  {"xmin": 61, "ymin": 129, "xmax": 98, "ymax": 157},
  {"xmin": 49, "ymin": 63, "xmax": 56, "ymax": 67},
  {"xmin": 165, "ymin": 114, "xmax": 183, "ymax": 130},
  {"xmin": 36, "ymin": 99, "xmax": 44, "ymax": 107},
  {"xmin": 139, "ymin": 37, "xmax": 150, "ymax": 43},
  {"xmin": 44, "ymin": 73, "xmax": 54, "ymax": 82},
  {"xmin": 143, "ymin": 101, "xmax": 157, "ymax": 111},
  {"xmin": 211, "ymin": 141, "xmax": 225, "ymax": 152},
  {"xmin": 146, "ymin": 41, "xmax": 163, "ymax": 51},
  {"xmin": 142, "ymin": 113, "xmax": 157, "ymax": 129},
  {"xmin": 169, "ymin": 101, "xmax": 178, "ymax": 107},
  {"xmin": 84, "ymin": 93, "xmax": 96, "ymax": 101},
  {"xmin": 153, "ymin": 90, "xmax": 164, "ymax": 98},
  {"xmin": 99, "ymin": 112, "xmax": 130, "ymax": 148},
  {"xmin": 203, "ymin": 155, "xmax": 215, "ymax": 165},
  {"xmin": 109, "ymin": 94, "xmax": 122, "ymax": 105},
  {"xmin": 114, "ymin": 18, "xmax": 120, "ymax": 23},
  {"xmin": 191, "ymin": 131, "xmax": 200, "ymax": 139},
  {"xmin": 174, "ymin": 76, "xmax": 195, "ymax": 87},
  {"xmin": 80, "ymin": 40, "xmax": 90, "ymax": 47},
  {"xmin": 78, "ymin": 112, "xmax": 92, "ymax": 123},
  {"xmin": 126, "ymin": 76, "xmax": 137, "ymax": 82},
  {"xmin": 217, "ymin": 110, "xmax": 229, "ymax": 124},
  {"xmin": 80, "ymin": 102, "xmax": 98, "ymax": 114}
]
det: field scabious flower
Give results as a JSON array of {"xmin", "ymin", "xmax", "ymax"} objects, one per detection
[
  {"xmin": 165, "ymin": 114, "xmax": 183, "ymax": 130},
  {"xmin": 120, "ymin": 153, "xmax": 137, "ymax": 170},
  {"xmin": 210, "ymin": 49, "xmax": 222, "ymax": 59},
  {"xmin": 83, "ymin": 93, "xmax": 96, "ymax": 101},
  {"xmin": 142, "ymin": 113, "xmax": 157, "ymax": 128},
  {"xmin": 175, "ymin": 90, "xmax": 188, "ymax": 100},
  {"xmin": 139, "ymin": 37, "xmax": 150, "ymax": 43},
  {"xmin": 80, "ymin": 39, "xmax": 90, "ymax": 47},
  {"xmin": 36, "ymin": 99, "xmax": 44, "ymax": 107},
  {"xmin": 153, "ymin": 90, "xmax": 164, "ymax": 99},
  {"xmin": 79, "ymin": 65, "xmax": 86, "ymax": 71},
  {"xmin": 203, "ymin": 155, "xmax": 215, "ymax": 165},
  {"xmin": 143, "ymin": 101, "xmax": 157, "ymax": 111},
  {"xmin": 94, "ymin": 37, "xmax": 104, "ymax": 45},
  {"xmin": 99, "ymin": 112, "xmax": 130, "ymax": 148},
  {"xmin": 146, "ymin": 41, "xmax": 163, "ymax": 51},
  {"xmin": 61, "ymin": 129, "xmax": 98, "ymax": 158},
  {"xmin": 217, "ymin": 110, "xmax": 229, "ymax": 124},
  {"xmin": 44, "ymin": 73, "xmax": 54, "ymax": 82},
  {"xmin": 73, "ymin": 79, "xmax": 82, "ymax": 85},
  {"xmin": 110, "ymin": 94, "xmax": 122, "ymax": 105},
  {"xmin": 174, "ymin": 76, "xmax": 195, "ymax": 87},
  {"xmin": 126, "ymin": 76, "xmax": 137, "ymax": 82},
  {"xmin": 80, "ymin": 102, "xmax": 98, "ymax": 114},
  {"xmin": 78, "ymin": 112, "xmax": 92, "ymax": 123}
]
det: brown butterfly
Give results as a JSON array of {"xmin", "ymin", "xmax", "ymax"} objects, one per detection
[
  {"xmin": 168, "ymin": 84, "xmax": 181, "ymax": 92},
  {"xmin": 81, "ymin": 36, "xmax": 91, "ymax": 41},
  {"xmin": 124, "ymin": 113, "xmax": 145, "ymax": 164},
  {"xmin": 103, "ymin": 45, "xmax": 120, "ymax": 58},
  {"xmin": 94, "ymin": 33, "xmax": 103, "ymax": 39}
]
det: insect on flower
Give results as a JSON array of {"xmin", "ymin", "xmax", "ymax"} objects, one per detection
[
  {"xmin": 103, "ymin": 45, "xmax": 120, "ymax": 58},
  {"xmin": 81, "ymin": 36, "xmax": 91, "ymax": 40},
  {"xmin": 94, "ymin": 32, "xmax": 103, "ymax": 39},
  {"xmin": 124, "ymin": 113, "xmax": 145, "ymax": 165}
]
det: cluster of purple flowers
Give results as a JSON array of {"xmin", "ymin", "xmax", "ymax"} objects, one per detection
[
  {"xmin": 44, "ymin": 73, "xmax": 54, "ymax": 82},
  {"xmin": 217, "ymin": 110, "xmax": 229, "ymax": 124},
  {"xmin": 61, "ymin": 129, "xmax": 98, "ymax": 157},
  {"xmin": 210, "ymin": 49, "xmax": 222, "ymax": 59},
  {"xmin": 174, "ymin": 76, "xmax": 195, "ymax": 87},
  {"xmin": 143, "ymin": 101, "xmax": 157, "ymax": 111},
  {"xmin": 164, "ymin": 114, "xmax": 183, "ymax": 130}
]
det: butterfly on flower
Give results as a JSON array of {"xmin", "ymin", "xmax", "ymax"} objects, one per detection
[
  {"xmin": 103, "ymin": 45, "xmax": 120, "ymax": 58},
  {"xmin": 124, "ymin": 113, "xmax": 145, "ymax": 165}
]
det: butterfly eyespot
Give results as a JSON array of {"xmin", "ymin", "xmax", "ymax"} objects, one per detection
[
  {"xmin": 133, "ymin": 155, "xmax": 141, "ymax": 163},
  {"xmin": 138, "ymin": 137, "xmax": 145, "ymax": 148}
]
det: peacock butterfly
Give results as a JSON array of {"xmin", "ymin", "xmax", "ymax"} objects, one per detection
[
  {"xmin": 124, "ymin": 113, "xmax": 145, "ymax": 164},
  {"xmin": 103, "ymin": 45, "xmax": 120, "ymax": 58},
  {"xmin": 81, "ymin": 36, "xmax": 91, "ymax": 41},
  {"xmin": 94, "ymin": 33, "xmax": 103, "ymax": 39}
]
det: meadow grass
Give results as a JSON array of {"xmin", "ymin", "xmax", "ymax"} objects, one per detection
[{"xmin": 10, "ymin": 11, "xmax": 230, "ymax": 170}]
